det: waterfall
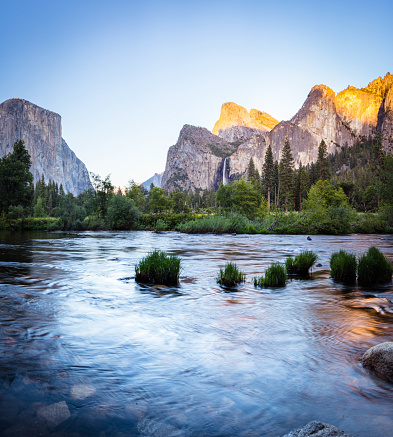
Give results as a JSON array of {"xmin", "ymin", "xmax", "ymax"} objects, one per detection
[{"xmin": 223, "ymin": 158, "xmax": 228, "ymax": 185}]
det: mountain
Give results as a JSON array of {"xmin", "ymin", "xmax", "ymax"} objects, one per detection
[
  {"xmin": 212, "ymin": 102, "xmax": 278, "ymax": 141},
  {"xmin": 0, "ymin": 99, "xmax": 92, "ymax": 195},
  {"xmin": 162, "ymin": 73, "xmax": 393, "ymax": 191},
  {"xmin": 140, "ymin": 172, "xmax": 163, "ymax": 190}
]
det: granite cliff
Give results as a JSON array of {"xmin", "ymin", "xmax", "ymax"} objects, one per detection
[
  {"xmin": 162, "ymin": 73, "xmax": 393, "ymax": 192},
  {"xmin": 0, "ymin": 99, "xmax": 92, "ymax": 195}
]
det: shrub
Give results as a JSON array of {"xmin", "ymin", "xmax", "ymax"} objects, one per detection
[
  {"xmin": 286, "ymin": 251, "xmax": 318, "ymax": 275},
  {"xmin": 254, "ymin": 262, "xmax": 286, "ymax": 287},
  {"xmin": 107, "ymin": 194, "xmax": 141, "ymax": 229},
  {"xmin": 358, "ymin": 246, "xmax": 393, "ymax": 284},
  {"xmin": 216, "ymin": 262, "xmax": 246, "ymax": 287},
  {"xmin": 155, "ymin": 219, "xmax": 169, "ymax": 231},
  {"xmin": 177, "ymin": 213, "xmax": 250, "ymax": 234},
  {"xmin": 135, "ymin": 250, "xmax": 181, "ymax": 285},
  {"xmin": 330, "ymin": 250, "xmax": 357, "ymax": 282}
]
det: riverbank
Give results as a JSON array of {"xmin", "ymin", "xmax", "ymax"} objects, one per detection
[{"xmin": 1, "ymin": 211, "xmax": 392, "ymax": 235}]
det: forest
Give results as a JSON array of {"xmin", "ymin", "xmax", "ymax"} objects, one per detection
[{"xmin": 0, "ymin": 136, "xmax": 392, "ymax": 234}]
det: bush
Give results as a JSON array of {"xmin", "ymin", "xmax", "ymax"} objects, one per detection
[
  {"xmin": 330, "ymin": 250, "xmax": 357, "ymax": 282},
  {"xmin": 216, "ymin": 262, "xmax": 246, "ymax": 286},
  {"xmin": 286, "ymin": 250, "xmax": 318, "ymax": 275},
  {"xmin": 177, "ymin": 213, "xmax": 250, "ymax": 234},
  {"xmin": 107, "ymin": 194, "xmax": 141, "ymax": 229},
  {"xmin": 358, "ymin": 246, "xmax": 393, "ymax": 284},
  {"xmin": 135, "ymin": 250, "xmax": 181, "ymax": 285},
  {"xmin": 254, "ymin": 262, "xmax": 286, "ymax": 287}
]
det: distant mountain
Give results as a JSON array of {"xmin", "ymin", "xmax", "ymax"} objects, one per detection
[
  {"xmin": 0, "ymin": 98, "xmax": 92, "ymax": 195},
  {"xmin": 162, "ymin": 73, "xmax": 393, "ymax": 191},
  {"xmin": 140, "ymin": 172, "xmax": 163, "ymax": 190}
]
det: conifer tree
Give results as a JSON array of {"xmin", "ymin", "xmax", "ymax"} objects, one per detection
[
  {"xmin": 247, "ymin": 158, "xmax": 261, "ymax": 191},
  {"xmin": 279, "ymin": 138, "xmax": 295, "ymax": 212},
  {"xmin": 262, "ymin": 144, "xmax": 274, "ymax": 209},
  {"xmin": 316, "ymin": 140, "xmax": 330, "ymax": 181},
  {"xmin": 273, "ymin": 160, "xmax": 279, "ymax": 207}
]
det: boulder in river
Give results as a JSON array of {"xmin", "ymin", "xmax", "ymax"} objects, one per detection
[
  {"xmin": 283, "ymin": 420, "xmax": 352, "ymax": 436},
  {"xmin": 37, "ymin": 401, "xmax": 71, "ymax": 429},
  {"xmin": 362, "ymin": 342, "xmax": 393, "ymax": 382}
]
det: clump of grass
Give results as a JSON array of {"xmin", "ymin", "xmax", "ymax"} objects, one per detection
[
  {"xmin": 330, "ymin": 250, "xmax": 357, "ymax": 283},
  {"xmin": 358, "ymin": 246, "xmax": 393, "ymax": 285},
  {"xmin": 135, "ymin": 250, "xmax": 181, "ymax": 285},
  {"xmin": 254, "ymin": 262, "xmax": 286, "ymax": 287},
  {"xmin": 285, "ymin": 250, "xmax": 318, "ymax": 275},
  {"xmin": 216, "ymin": 262, "xmax": 246, "ymax": 286}
]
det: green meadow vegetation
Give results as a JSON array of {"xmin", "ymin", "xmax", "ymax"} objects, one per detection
[
  {"xmin": 135, "ymin": 250, "xmax": 181, "ymax": 285},
  {"xmin": 285, "ymin": 251, "xmax": 318, "ymax": 275},
  {"xmin": 254, "ymin": 262, "xmax": 287, "ymax": 287}
]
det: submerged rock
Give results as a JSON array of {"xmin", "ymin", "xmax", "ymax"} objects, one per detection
[
  {"xmin": 71, "ymin": 383, "xmax": 97, "ymax": 400},
  {"xmin": 362, "ymin": 342, "xmax": 393, "ymax": 382},
  {"xmin": 37, "ymin": 401, "xmax": 71, "ymax": 429},
  {"xmin": 137, "ymin": 418, "xmax": 183, "ymax": 437},
  {"xmin": 283, "ymin": 421, "xmax": 352, "ymax": 437}
]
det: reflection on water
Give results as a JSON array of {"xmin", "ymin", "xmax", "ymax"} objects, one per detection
[{"xmin": 0, "ymin": 231, "xmax": 393, "ymax": 436}]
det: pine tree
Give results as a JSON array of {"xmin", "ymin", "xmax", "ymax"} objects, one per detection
[
  {"xmin": 278, "ymin": 138, "xmax": 295, "ymax": 212},
  {"xmin": 262, "ymin": 145, "xmax": 274, "ymax": 209},
  {"xmin": 247, "ymin": 158, "xmax": 261, "ymax": 191},
  {"xmin": 273, "ymin": 160, "xmax": 279, "ymax": 207},
  {"xmin": 316, "ymin": 140, "xmax": 330, "ymax": 181}
]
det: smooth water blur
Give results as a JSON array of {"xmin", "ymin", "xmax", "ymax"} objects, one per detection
[{"xmin": 0, "ymin": 231, "xmax": 393, "ymax": 437}]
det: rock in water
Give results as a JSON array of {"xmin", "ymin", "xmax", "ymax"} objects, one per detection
[
  {"xmin": 71, "ymin": 383, "xmax": 97, "ymax": 400},
  {"xmin": 362, "ymin": 342, "xmax": 393, "ymax": 382},
  {"xmin": 37, "ymin": 401, "xmax": 71, "ymax": 429},
  {"xmin": 0, "ymin": 98, "xmax": 92, "ymax": 195},
  {"xmin": 283, "ymin": 421, "xmax": 352, "ymax": 437}
]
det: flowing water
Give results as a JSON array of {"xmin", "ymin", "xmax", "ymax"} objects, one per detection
[{"xmin": 0, "ymin": 231, "xmax": 393, "ymax": 437}]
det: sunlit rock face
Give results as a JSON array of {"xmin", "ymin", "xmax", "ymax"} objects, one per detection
[
  {"xmin": 163, "ymin": 73, "xmax": 393, "ymax": 192},
  {"xmin": 212, "ymin": 102, "xmax": 278, "ymax": 142},
  {"xmin": 0, "ymin": 99, "xmax": 92, "ymax": 195}
]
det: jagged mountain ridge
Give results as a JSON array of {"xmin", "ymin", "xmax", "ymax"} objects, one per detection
[
  {"xmin": 162, "ymin": 73, "xmax": 393, "ymax": 192},
  {"xmin": 0, "ymin": 98, "xmax": 92, "ymax": 195},
  {"xmin": 140, "ymin": 172, "xmax": 163, "ymax": 190}
]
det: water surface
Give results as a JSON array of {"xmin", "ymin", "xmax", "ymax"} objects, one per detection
[{"xmin": 1, "ymin": 231, "xmax": 393, "ymax": 436}]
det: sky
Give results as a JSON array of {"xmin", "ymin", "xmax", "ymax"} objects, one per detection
[{"xmin": 1, "ymin": 0, "xmax": 392, "ymax": 187}]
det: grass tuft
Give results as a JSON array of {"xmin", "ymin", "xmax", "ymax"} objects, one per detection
[
  {"xmin": 330, "ymin": 250, "xmax": 357, "ymax": 283},
  {"xmin": 216, "ymin": 262, "xmax": 246, "ymax": 287},
  {"xmin": 285, "ymin": 250, "xmax": 318, "ymax": 275},
  {"xmin": 254, "ymin": 262, "xmax": 286, "ymax": 287},
  {"xmin": 135, "ymin": 250, "xmax": 181, "ymax": 285},
  {"xmin": 358, "ymin": 246, "xmax": 393, "ymax": 284}
]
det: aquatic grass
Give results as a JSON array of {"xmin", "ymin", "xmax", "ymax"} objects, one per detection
[
  {"xmin": 254, "ymin": 262, "xmax": 286, "ymax": 287},
  {"xmin": 135, "ymin": 250, "xmax": 181, "ymax": 285},
  {"xmin": 330, "ymin": 250, "xmax": 357, "ymax": 283},
  {"xmin": 285, "ymin": 250, "xmax": 318, "ymax": 275},
  {"xmin": 358, "ymin": 246, "xmax": 393, "ymax": 285},
  {"xmin": 216, "ymin": 262, "xmax": 246, "ymax": 287}
]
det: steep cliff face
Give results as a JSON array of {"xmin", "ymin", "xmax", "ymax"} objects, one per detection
[
  {"xmin": 161, "ymin": 125, "xmax": 235, "ymax": 191},
  {"xmin": 0, "ymin": 99, "xmax": 92, "ymax": 195},
  {"xmin": 162, "ymin": 73, "xmax": 393, "ymax": 192},
  {"xmin": 212, "ymin": 102, "xmax": 278, "ymax": 142}
]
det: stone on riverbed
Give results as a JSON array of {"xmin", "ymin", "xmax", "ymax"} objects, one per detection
[
  {"xmin": 71, "ymin": 383, "xmax": 97, "ymax": 400},
  {"xmin": 362, "ymin": 342, "xmax": 393, "ymax": 382},
  {"xmin": 37, "ymin": 401, "xmax": 71, "ymax": 429},
  {"xmin": 283, "ymin": 421, "xmax": 352, "ymax": 436}
]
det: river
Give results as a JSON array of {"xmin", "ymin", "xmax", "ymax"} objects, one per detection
[{"xmin": 0, "ymin": 231, "xmax": 393, "ymax": 436}]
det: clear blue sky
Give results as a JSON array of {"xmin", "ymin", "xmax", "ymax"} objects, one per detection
[{"xmin": 1, "ymin": 0, "xmax": 392, "ymax": 187}]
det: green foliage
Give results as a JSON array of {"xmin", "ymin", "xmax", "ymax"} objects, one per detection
[
  {"xmin": 54, "ymin": 193, "xmax": 87, "ymax": 230},
  {"xmin": 216, "ymin": 262, "xmax": 245, "ymax": 287},
  {"xmin": 90, "ymin": 172, "xmax": 114, "ymax": 218},
  {"xmin": 279, "ymin": 138, "xmax": 295, "ymax": 211},
  {"xmin": 155, "ymin": 219, "xmax": 169, "ymax": 231},
  {"xmin": 330, "ymin": 250, "xmax": 357, "ymax": 283},
  {"xmin": 254, "ymin": 262, "xmax": 286, "ymax": 287},
  {"xmin": 358, "ymin": 246, "xmax": 393, "ymax": 284},
  {"xmin": 33, "ymin": 196, "xmax": 46, "ymax": 217},
  {"xmin": 106, "ymin": 194, "xmax": 141, "ymax": 229},
  {"xmin": 177, "ymin": 212, "xmax": 250, "ymax": 234},
  {"xmin": 148, "ymin": 187, "xmax": 170, "ymax": 213},
  {"xmin": 216, "ymin": 179, "xmax": 263, "ymax": 219},
  {"xmin": 316, "ymin": 139, "xmax": 330, "ymax": 181},
  {"xmin": 285, "ymin": 250, "xmax": 317, "ymax": 275},
  {"xmin": 262, "ymin": 144, "xmax": 274, "ymax": 209},
  {"xmin": 135, "ymin": 250, "xmax": 181, "ymax": 285},
  {"xmin": 0, "ymin": 140, "xmax": 33, "ymax": 212}
]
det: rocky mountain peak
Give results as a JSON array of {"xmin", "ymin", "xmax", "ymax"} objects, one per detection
[
  {"xmin": 0, "ymin": 98, "xmax": 92, "ymax": 195},
  {"xmin": 212, "ymin": 102, "xmax": 278, "ymax": 142}
]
